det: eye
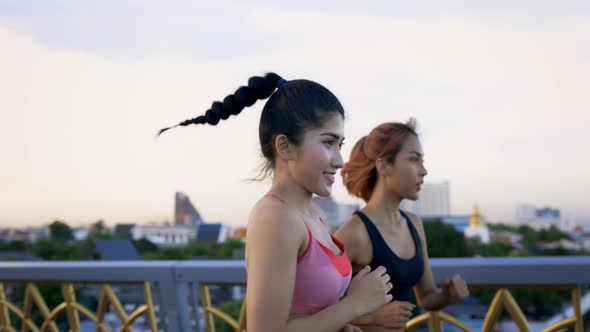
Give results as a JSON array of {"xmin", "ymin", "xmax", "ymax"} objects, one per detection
[
  {"xmin": 323, "ymin": 140, "xmax": 335, "ymax": 147},
  {"xmin": 338, "ymin": 142, "xmax": 345, "ymax": 150}
]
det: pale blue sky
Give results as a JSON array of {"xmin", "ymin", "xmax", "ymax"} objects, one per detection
[{"xmin": 1, "ymin": 1, "xmax": 589, "ymax": 228}]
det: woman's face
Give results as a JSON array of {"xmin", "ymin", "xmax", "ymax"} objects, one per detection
[
  {"xmin": 384, "ymin": 135, "xmax": 428, "ymax": 200},
  {"xmin": 289, "ymin": 113, "xmax": 345, "ymax": 197}
]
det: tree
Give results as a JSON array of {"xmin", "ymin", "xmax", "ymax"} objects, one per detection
[
  {"xmin": 31, "ymin": 239, "xmax": 68, "ymax": 260},
  {"xmin": 49, "ymin": 220, "xmax": 73, "ymax": 242},
  {"xmin": 144, "ymin": 248, "xmax": 188, "ymax": 260},
  {"xmin": 541, "ymin": 226, "xmax": 570, "ymax": 242},
  {"xmin": 214, "ymin": 299, "xmax": 244, "ymax": 332},
  {"xmin": 133, "ymin": 238, "xmax": 159, "ymax": 255},
  {"xmin": 216, "ymin": 238, "xmax": 245, "ymax": 259},
  {"xmin": 481, "ymin": 242, "xmax": 514, "ymax": 257},
  {"xmin": 422, "ymin": 220, "xmax": 471, "ymax": 258},
  {"xmin": 186, "ymin": 243, "xmax": 209, "ymax": 258},
  {"xmin": 31, "ymin": 239, "xmax": 87, "ymax": 260},
  {"xmin": 88, "ymin": 220, "xmax": 113, "ymax": 239},
  {"xmin": 0, "ymin": 240, "xmax": 27, "ymax": 251}
]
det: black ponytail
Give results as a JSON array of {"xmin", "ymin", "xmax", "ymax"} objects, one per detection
[{"xmin": 156, "ymin": 72, "xmax": 283, "ymax": 136}]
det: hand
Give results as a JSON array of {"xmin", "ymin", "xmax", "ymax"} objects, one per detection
[
  {"xmin": 347, "ymin": 265, "xmax": 393, "ymax": 315},
  {"xmin": 373, "ymin": 301, "xmax": 415, "ymax": 329},
  {"xmin": 441, "ymin": 274, "xmax": 469, "ymax": 304},
  {"xmin": 340, "ymin": 324, "xmax": 363, "ymax": 332}
]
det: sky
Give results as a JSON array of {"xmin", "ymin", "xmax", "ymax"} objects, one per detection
[{"xmin": 1, "ymin": 0, "xmax": 589, "ymax": 228}]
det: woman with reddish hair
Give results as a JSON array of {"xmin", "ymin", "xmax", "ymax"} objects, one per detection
[{"xmin": 336, "ymin": 120, "xmax": 469, "ymax": 332}]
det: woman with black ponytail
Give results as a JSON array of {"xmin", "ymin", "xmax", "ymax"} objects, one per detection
[{"xmin": 159, "ymin": 73, "xmax": 392, "ymax": 332}]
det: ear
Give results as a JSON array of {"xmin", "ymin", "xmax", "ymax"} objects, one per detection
[
  {"xmin": 274, "ymin": 134, "xmax": 297, "ymax": 160},
  {"xmin": 375, "ymin": 158, "xmax": 391, "ymax": 176}
]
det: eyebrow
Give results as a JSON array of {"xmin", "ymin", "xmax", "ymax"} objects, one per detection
[{"xmin": 320, "ymin": 132, "xmax": 345, "ymax": 141}]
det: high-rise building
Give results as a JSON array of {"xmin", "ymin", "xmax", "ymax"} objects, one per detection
[
  {"xmin": 515, "ymin": 204, "xmax": 561, "ymax": 228},
  {"xmin": 401, "ymin": 181, "xmax": 451, "ymax": 217},
  {"xmin": 174, "ymin": 192, "xmax": 202, "ymax": 227}
]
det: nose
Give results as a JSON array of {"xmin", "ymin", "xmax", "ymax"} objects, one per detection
[
  {"xmin": 333, "ymin": 148, "xmax": 344, "ymax": 169},
  {"xmin": 420, "ymin": 163, "xmax": 428, "ymax": 177}
]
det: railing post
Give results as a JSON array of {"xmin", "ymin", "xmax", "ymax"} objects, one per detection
[
  {"xmin": 190, "ymin": 284, "xmax": 202, "ymax": 332},
  {"xmin": 0, "ymin": 283, "xmax": 11, "ymax": 330},
  {"xmin": 427, "ymin": 311, "xmax": 443, "ymax": 332},
  {"xmin": 572, "ymin": 286, "xmax": 583, "ymax": 332},
  {"xmin": 157, "ymin": 265, "xmax": 193, "ymax": 332}
]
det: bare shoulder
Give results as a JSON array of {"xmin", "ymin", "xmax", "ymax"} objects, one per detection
[
  {"xmin": 402, "ymin": 210, "xmax": 426, "ymax": 237},
  {"xmin": 336, "ymin": 213, "xmax": 369, "ymax": 243},
  {"xmin": 248, "ymin": 196, "xmax": 306, "ymax": 238},
  {"xmin": 246, "ymin": 196, "xmax": 309, "ymax": 271},
  {"xmin": 335, "ymin": 213, "xmax": 371, "ymax": 263}
]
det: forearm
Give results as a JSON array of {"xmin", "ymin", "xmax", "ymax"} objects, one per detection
[
  {"xmin": 283, "ymin": 297, "xmax": 362, "ymax": 332},
  {"xmin": 349, "ymin": 312, "xmax": 375, "ymax": 326},
  {"xmin": 418, "ymin": 288, "xmax": 450, "ymax": 311}
]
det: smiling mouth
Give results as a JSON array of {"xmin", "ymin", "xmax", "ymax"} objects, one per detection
[{"xmin": 324, "ymin": 172, "xmax": 336, "ymax": 184}]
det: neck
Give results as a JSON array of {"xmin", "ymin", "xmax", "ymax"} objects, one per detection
[
  {"xmin": 365, "ymin": 181, "xmax": 403, "ymax": 226},
  {"xmin": 269, "ymin": 163, "xmax": 314, "ymax": 214}
]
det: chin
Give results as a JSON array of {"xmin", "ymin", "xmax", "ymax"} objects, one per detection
[{"xmin": 314, "ymin": 186, "xmax": 332, "ymax": 197}]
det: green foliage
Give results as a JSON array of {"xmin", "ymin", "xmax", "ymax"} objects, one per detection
[
  {"xmin": 422, "ymin": 220, "xmax": 472, "ymax": 257},
  {"xmin": 488, "ymin": 224, "xmax": 519, "ymax": 232},
  {"xmin": 213, "ymin": 238, "xmax": 246, "ymax": 259},
  {"xmin": 156, "ymin": 248, "xmax": 188, "ymax": 260},
  {"xmin": 132, "ymin": 238, "xmax": 158, "ymax": 254},
  {"xmin": 481, "ymin": 242, "xmax": 514, "ymax": 257},
  {"xmin": 49, "ymin": 220, "xmax": 73, "ymax": 242},
  {"xmin": 213, "ymin": 299, "xmax": 243, "ymax": 332},
  {"xmin": 488, "ymin": 224, "xmax": 571, "ymax": 250},
  {"xmin": 185, "ymin": 243, "xmax": 209, "ymax": 258},
  {"xmin": 141, "ymin": 238, "xmax": 245, "ymax": 260},
  {"xmin": 0, "ymin": 240, "xmax": 27, "ymax": 251},
  {"xmin": 470, "ymin": 288, "xmax": 570, "ymax": 318},
  {"xmin": 88, "ymin": 220, "xmax": 113, "ymax": 239},
  {"xmin": 423, "ymin": 221, "xmax": 578, "ymax": 315},
  {"xmin": 467, "ymin": 238, "xmax": 514, "ymax": 257},
  {"xmin": 30, "ymin": 239, "xmax": 89, "ymax": 261}
]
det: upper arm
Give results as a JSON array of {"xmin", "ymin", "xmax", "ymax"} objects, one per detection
[
  {"xmin": 408, "ymin": 212, "xmax": 437, "ymax": 305},
  {"xmin": 246, "ymin": 203, "xmax": 306, "ymax": 332}
]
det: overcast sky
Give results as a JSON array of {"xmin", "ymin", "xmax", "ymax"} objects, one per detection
[{"xmin": 1, "ymin": 0, "xmax": 589, "ymax": 228}]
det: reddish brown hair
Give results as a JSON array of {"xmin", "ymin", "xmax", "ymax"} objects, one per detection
[{"xmin": 341, "ymin": 119, "xmax": 418, "ymax": 202}]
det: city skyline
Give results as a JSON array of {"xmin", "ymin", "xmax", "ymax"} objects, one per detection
[{"xmin": 1, "ymin": 1, "xmax": 589, "ymax": 228}]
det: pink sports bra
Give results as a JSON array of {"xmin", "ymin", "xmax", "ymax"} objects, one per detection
[{"xmin": 265, "ymin": 193, "xmax": 352, "ymax": 315}]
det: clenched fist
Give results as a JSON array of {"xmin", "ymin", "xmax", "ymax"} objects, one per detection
[
  {"xmin": 441, "ymin": 274, "xmax": 469, "ymax": 304},
  {"xmin": 373, "ymin": 301, "xmax": 415, "ymax": 329}
]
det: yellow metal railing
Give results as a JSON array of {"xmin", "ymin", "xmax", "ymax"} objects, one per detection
[
  {"xmin": 200, "ymin": 284, "xmax": 246, "ymax": 332},
  {"xmin": 0, "ymin": 281, "xmax": 158, "ymax": 332},
  {"xmin": 198, "ymin": 284, "xmax": 584, "ymax": 332},
  {"xmin": 405, "ymin": 285, "xmax": 583, "ymax": 332}
]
